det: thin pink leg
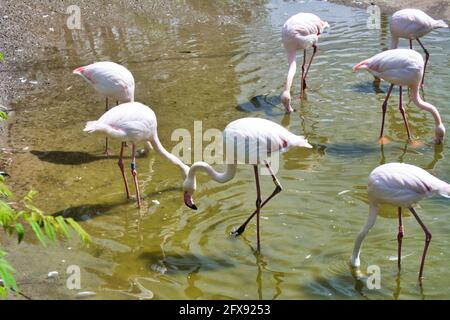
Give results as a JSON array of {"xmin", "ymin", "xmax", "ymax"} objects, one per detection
[
  {"xmin": 397, "ymin": 207, "xmax": 404, "ymax": 271},
  {"xmin": 416, "ymin": 38, "xmax": 429, "ymax": 88},
  {"xmin": 379, "ymin": 84, "xmax": 394, "ymax": 139},
  {"xmin": 105, "ymin": 97, "xmax": 109, "ymax": 155},
  {"xmin": 118, "ymin": 142, "xmax": 130, "ymax": 199},
  {"xmin": 303, "ymin": 44, "xmax": 317, "ymax": 92},
  {"xmin": 253, "ymin": 165, "xmax": 262, "ymax": 251},
  {"xmin": 409, "ymin": 207, "xmax": 432, "ymax": 280},
  {"xmin": 232, "ymin": 161, "xmax": 282, "ymax": 237},
  {"xmin": 131, "ymin": 143, "xmax": 141, "ymax": 208},
  {"xmin": 301, "ymin": 49, "xmax": 307, "ymax": 97},
  {"xmin": 398, "ymin": 86, "xmax": 412, "ymax": 141}
]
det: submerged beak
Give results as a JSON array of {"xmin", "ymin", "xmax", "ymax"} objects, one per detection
[{"xmin": 184, "ymin": 192, "xmax": 198, "ymax": 210}]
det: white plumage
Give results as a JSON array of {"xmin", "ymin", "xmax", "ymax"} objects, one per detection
[
  {"xmin": 390, "ymin": 9, "xmax": 448, "ymax": 47},
  {"xmin": 182, "ymin": 117, "xmax": 312, "ymax": 250},
  {"xmin": 281, "ymin": 12, "xmax": 329, "ymax": 112},
  {"xmin": 353, "ymin": 49, "xmax": 445, "ymax": 144},
  {"xmin": 84, "ymin": 102, "xmax": 188, "ymax": 208},
  {"xmin": 74, "ymin": 61, "xmax": 135, "ymax": 102},
  {"xmin": 353, "ymin": 49, "xmax": 423, "ymax": 86},
  {"xmin": 351, "ymin": 162, "xmax": 450, "ymax": 280},
  {"xmin": 84, "ymin": 102, "xmax": 156, "ymax": 142}
]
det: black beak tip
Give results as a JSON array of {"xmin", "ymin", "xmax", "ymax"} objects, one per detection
[{"xmin": 191, "ymin": 204, "xmax": 198, "ymax": 210}]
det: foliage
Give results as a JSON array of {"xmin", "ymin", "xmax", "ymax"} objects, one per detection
[{"xmin": 0, "ymin": 175, "xmax": 91, "ymax": 298}]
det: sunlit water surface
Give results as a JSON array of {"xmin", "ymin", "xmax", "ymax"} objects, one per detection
[{"xmin": 5, "ymin": 0, "xmax": 450, "ymax": 299}]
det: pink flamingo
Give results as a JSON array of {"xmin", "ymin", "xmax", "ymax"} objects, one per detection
[
  {"xmin": 182, "ymin": 117, "xmax": 312, "ymax": 250},
  {"xmin": 351, "ymin": 162, "xmax": 450, "ymax": 280},
  {"xmin": 353, "ymin": 48, "xmax": 445, "ymax": 145},
  {"xmin": 390, "ymin": 9, "xmax": 448, "ymax": 87},
  {"xmin": 84, "ymin": 102, "xmax": 189, "ymax": 208},
  {"xmin": 74, "ymin": 61, "xmax": 135, "ymax": 154},
  {"xmin": 281, "ymin": 12, "xmax": 329, "ymax": 112}
]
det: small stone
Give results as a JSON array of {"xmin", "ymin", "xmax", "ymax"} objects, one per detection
[
  {"xmin": 47, "ymin": 271, "xmax": 59, "ymax": 278},
  {"xmin": 76, "ymin": 291, "xmax": 96, "ymax": 298},
  {"xmin": 151, "ymin": 200, "xmax": 160, "ymax": 205}
]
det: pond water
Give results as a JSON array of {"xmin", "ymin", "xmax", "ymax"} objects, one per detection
[{"xmin": 5, "ymin": 0, "xmax": 450, "ymax": 299}]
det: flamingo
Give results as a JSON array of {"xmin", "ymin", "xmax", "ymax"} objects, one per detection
[
  {"xmin": 182, "ymin": 117, "xmax": 312, "ymax": 250},
  {"xmin": 351, "ymin": 163, "xmax": 450, "ymax": 280},
  {"xmin": 353, "ymin": 48, "xmax": 445, "ymax": 145},
  {"xmin": 390, "ymin": 9, "xmax": 448, "ymax": 87},
  {"xmin": 74, "ymin": 61, "xmax": 135, "ymax": 155},
  {"xmin": 281, "ymin": 12, "xmax": 329, "ymax": 112},
  {"xmin": 83, "ymin": 102, "xmax": 189, "ymax": 208}
]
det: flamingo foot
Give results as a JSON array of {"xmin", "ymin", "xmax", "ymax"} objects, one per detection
[
  {"xmin": 409, "ymin": 139, "xmax": 423, "ymax": 148},
  {"xmin": 231, "ymin": 225, "xmax": 246, "ymax": 237},
  {"xmin": 378, "ymin": 136, "xmax": 391, "ymax": 145}
]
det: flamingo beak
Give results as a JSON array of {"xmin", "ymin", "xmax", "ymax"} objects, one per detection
[{"xmin": 184, "ymin": 192, "xmax": 197, "ymax": 210}]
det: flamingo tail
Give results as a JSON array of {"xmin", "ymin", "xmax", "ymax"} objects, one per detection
[
  {"xmin": 83, "ymin": 121, "xmax": 126, "ymax": 139},
  {"xmin": 352, "ymin": 60, "xmax": 370, "ymax": 72}
]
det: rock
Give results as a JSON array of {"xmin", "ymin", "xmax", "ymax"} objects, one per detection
[{"xmin": 47, "ymin": 271, "xmax": 59, "ymax": 279}]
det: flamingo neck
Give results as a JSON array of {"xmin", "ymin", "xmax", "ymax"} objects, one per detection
[
  {"xmin": 284, "ymin": 51, "xmax": 297, "ymax": 92},
  {"xmin": 390, "ymin": 35, "xmax": 399, "ymax": 49},
  {"xmin": 409, "ymin": 86, "xmax": 443, "ymax": 127},
  {"xmin": 150, "ymin": 133, "xmax": 189, "ymax": 180},
  {"xmin": 188, "ymin": 162, "xmax": 237, "ymax": 184}
]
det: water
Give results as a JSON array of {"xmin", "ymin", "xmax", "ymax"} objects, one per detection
[{"xmin": 5, "ymin": 0, "xmax": 450, "ymax": 299}]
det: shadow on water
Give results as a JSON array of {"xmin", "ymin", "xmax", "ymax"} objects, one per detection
[
  {"xmin": 237, "ymin": 94, "xmax": 286, "ymax": 116},
  {"xmin": 320, "ymin": 143, "xmax": 380, "ymax": 158},
  {"xmin": 50, "ymin": 186, "xmax": 182, "ymax": 221},
  {"xmin": 31, "ymin": 150, "xmax": 106, "ymax": 165},
  {"xmin": 50, "ymin": 201, "xmax": 127, "ymax": 221},
  {"xmin": 138, "ymin": 251, "xmax": 235, "ymax": 273},
  {"xmin": 30, "ymin": 150, "xmax": 147, "ymax": 165},
  {"xmin": 350, "ymin": 80, "xmax": 386, "ymax": 94}
]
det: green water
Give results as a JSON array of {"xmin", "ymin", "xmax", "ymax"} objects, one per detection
[{"xmin": 5, "ymin": 0, "xmax": 450, "ymax": 299}]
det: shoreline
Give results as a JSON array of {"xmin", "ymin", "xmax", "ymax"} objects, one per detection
[{"xmin": 329, "ymin": 0, "xmax": 450, "ymax": 21}]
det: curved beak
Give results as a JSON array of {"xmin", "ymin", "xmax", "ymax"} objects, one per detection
[{"xmin": 184, "ymin": 192, "xmax": 198, "ymax": 210}]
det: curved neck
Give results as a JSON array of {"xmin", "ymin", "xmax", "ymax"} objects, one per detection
[
  {"xmin": 409, "ymin": 86, "xmax": 443, "ymax": 126},
  {"xmin": 390, "ymin": 35, "xmax": 399, "ymax": 49},
  {"xmin": 188, "ymin": 162, "xmax": 237, "ymax": 184},
  {"xmin": 150, "ymin": 134, "xmax": 189, "ymax": 180},
  {"xmin": 284, "ymin": 51, "xmax": 297, "ymax": 92}
]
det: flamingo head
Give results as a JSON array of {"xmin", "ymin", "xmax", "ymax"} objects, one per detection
[
  {"xmin": 280, "ymin": 90, "xmax": 294, "ymax": 113},
  {"xmin": 183, "ymin": 177, "xmax": 197, "ymax": 210},
  {"xmin": 435, "ymin": 124, "xmax": 446, "ymax": 144}
]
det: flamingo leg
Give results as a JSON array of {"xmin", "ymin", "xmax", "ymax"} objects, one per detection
[
  {"xmin": 232, "ymin": 162, "xmax": 282, "ymax": 238},
  {"xmin": 253, "ymin": 165, "xmax": 262, "ymax": 251},
  {"xmin": 415, "ymin": 38, "xmax": 429, "ymax": 88},
  {"xmin": 301, "ymin": 49, "xmax": 307, "ymax": 97},
  {"xmin": 409, "ymin": 207, "xmax": 432, "ymax": 280},
  {"xmin": 302, "ymin": 44, "xmax": 317, "ymax": 93},
  {"xmin": 105, "ymin": 97, "xmax": 109, "ymax": 155},
  {"xmin": 409, "ymin": 39, "xmax": 413, "ymax": 49},
  {"xmin": 379, "ymin": 84, "xmax": 394, "ymax": 139},
  {"xmin": 397, "ymin": 207, "xmax": 404, "ymax": 271},
  {"xmin": 118, "ymin": 141, "xmax": 130, "ymax": 199},
  {"xmin": 131, "ymin": 143, "xmax": 141, "ymax": 208},
  {"xmin": 398, "ymin": 86, "xmax": 412, "ymax": 141}
]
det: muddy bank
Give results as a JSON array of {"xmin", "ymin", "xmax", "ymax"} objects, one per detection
[{"xmin": 329, "ymin": 0, "xmax": 450, "ymax": 21}]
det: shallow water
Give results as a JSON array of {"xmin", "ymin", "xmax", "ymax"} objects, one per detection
[{"xmin": 5, "ymin": 0, "xmax": 450, "ymax": 299}]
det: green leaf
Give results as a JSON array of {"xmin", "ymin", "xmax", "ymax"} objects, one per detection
[
  {"xmin": 27, "ymin": 218, "xmax": 46, "ymax": 247},
  {"xmin": 66, "ymin": 218, "xmax": 91, "ymax": 245},
  {"xmin": 43, "ymin": 218, "xmax": 56, "ymax": 244},
  {"xmin": 15, "ymin": 223, "xmax": 25, "ymax": 243},
  {"xmin": 55, "ymin": 216, "xmax": 71, "ymax": 240}
]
